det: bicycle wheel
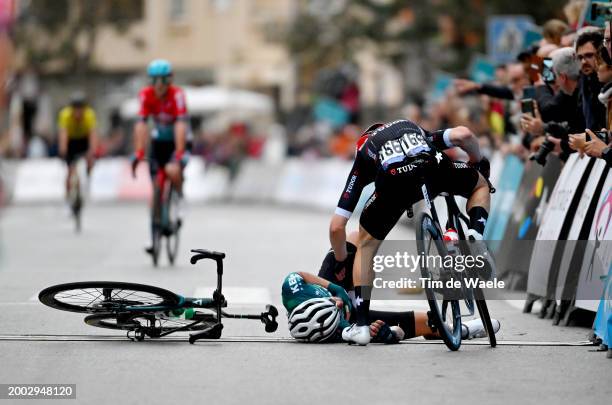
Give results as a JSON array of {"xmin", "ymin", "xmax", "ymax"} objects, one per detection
[
  {"xmin": 151, "ymin": 187, "xmax": 162, "ymax": 267},
  {"xmin": 39, "ymin": 281, "xmax": 181, "ymax": 314},
  {"xmin": 473, "ymin": 285, "xmax": 497, "ymax": 347},
  {"xmin": 417, "ymin": 212, "xmax": 462, "ymax": 351},
  {"xmin": 166, "ymin": 187, "xmax": 180, "ymax": 265},
  {"xmin": 69, "ymin": 172, "xmax": 82, "ymax": 233},
  {"xmin": 463, "ymin": 241, "xmax": 497, "ymax": 348},
  {"xmin": 84, "ymin": 312, "xmax": 215, "ymax": 336}
]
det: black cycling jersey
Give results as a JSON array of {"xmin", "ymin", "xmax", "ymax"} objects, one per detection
[{"xmin": 335, "ymin": 120, "xmax": 453, "ymax": 218}]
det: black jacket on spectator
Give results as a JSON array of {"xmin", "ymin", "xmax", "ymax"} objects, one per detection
[
  {"xmin": 477, "ymin": 84, "xmax": 515, "ymax": 100},
  {"xmin": 579, "ymin": 73, "xmax": 607, "ymax": 130},
  {"xmin": 535, "ymin": 84, "xmax": 586, "ymax": 134}
]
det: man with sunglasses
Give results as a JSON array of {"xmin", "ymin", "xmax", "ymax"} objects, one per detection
[
  {"xmin": 131, "ymin": 59, "xmax": 189, "ymax": 254},
  {"xmin": 576, "ymin": 29, "xmax": 607, "ymax": 131}
]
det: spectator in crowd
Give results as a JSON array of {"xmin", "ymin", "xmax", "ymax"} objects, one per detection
[
  {"xmin": 575, "ymin": 29, "xmax": 607, "ymax": 130},
  {"xmin": 15, "ymin": 67, "xmax": 40, "ymax": 157},
  {"xmin": 542, "ymin": 19, "xmax": 568, "ymax": 47},
  {"xmin": 454, "ymin": 63, "xmax": 528, "ymax": 101},
  {"xmin": 521, "ymin": 47, "xmax": 583, "ymax": 157},
  {"xmin": 571, "ymin": 21, "xmax": 612, "ymax": 167}
]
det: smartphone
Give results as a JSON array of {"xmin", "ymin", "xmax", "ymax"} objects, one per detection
[
  {"xmin": 522, "ymin": 86, "xmax": 536, "ymax": 99},
  {"xmin": 521, "ymin": 98, "xmax": 535, "ymax": 116},
  {"xmin": 542, "ymin": 58, "xmax": 555, "ymax": 83},
  {"xmin": 595, "ymin": 130, "xmax": 609, "ymax": 143}
]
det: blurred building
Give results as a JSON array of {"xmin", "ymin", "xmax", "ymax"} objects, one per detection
[
  {"xmin": 14, "ymin": 0, "xmax": 296, "ymax": 111},
  {"xmin": 93, "ymin": 0, "xmax": 296, "ymax": 110}
]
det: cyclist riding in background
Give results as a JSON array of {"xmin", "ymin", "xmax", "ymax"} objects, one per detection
[
  {"xmin": 328, "ymin": 119, "xmax": 493, "ymax": 346},
  {"xmin": 131, "ymin": 59, "xmax": 190, "ymax": 254},
  {"xmin": 58, "ymin": 91, "xmax": 98, "ymax": 199},
  {"xmin": 282, "ymin": 231, "xmax": 499, "ymax": 343}
]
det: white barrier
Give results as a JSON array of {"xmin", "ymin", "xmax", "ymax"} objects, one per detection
[{"xmin": 13, "ymin": 159, "xmax": 65, "ymax": 203}]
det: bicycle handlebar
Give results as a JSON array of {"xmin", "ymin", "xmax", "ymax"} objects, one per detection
[{"xmin": 190, "ymin": 249, "xmax": 226, "ymax": 264}]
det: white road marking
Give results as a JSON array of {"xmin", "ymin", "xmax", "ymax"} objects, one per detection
[
  {"xmin": 505, "ymin": 299, "xmax": 542, "ymax": 313},
  {"xmin": 192, "ymin": 287, "xmax": 271, "ymax": 305},
  {"xmin": 0, "ymin": 334, "xmax": 594, "ymax": 346}
]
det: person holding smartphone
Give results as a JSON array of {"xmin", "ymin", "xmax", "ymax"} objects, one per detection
[{"xmin": 571, "ymin": 21, "xmax": 612, "ymax": 167}]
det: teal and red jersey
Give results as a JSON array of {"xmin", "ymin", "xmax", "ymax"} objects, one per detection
[{"xmin": 138, "ymin": 85, "xmax": 188, "ymax": 141}]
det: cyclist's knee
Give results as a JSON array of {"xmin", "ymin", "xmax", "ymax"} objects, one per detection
[
  {"xmin": 357, "ymin": 226, "xmax": 380, "ymax": 246},
  {"xmin": 474, "ymin": 173, "xmax": 489, "ymax": 192}
]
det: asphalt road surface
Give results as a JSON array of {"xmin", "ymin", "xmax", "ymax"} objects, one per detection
[{"xmin": 0, "ymin": 204, "xmax": 610, "ymax": 405}]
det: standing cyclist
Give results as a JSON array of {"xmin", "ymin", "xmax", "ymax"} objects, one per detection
[
  {"xmin": 58, "ymin": 91, "xmax": 98, "ymax": 203},
  {"xmin": 329, "ymin": 120, "xmax": 493, "ymax": 345},
  {"xmin": 131, "ymin": 59, "xmax": 189, "ymax": 254}
]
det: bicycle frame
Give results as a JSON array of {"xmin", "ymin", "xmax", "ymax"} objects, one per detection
[{"xmin": 418, "ymin": 179, "xmax": 476, "ymax": 316}]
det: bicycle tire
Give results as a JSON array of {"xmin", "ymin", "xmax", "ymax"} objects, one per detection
[
  {"xmin": 39, "ymin": 281, "xmax": 181, "ymax": 314},
  {"xmin": 166, "ymin": 187, "xmax": 180, "ymax": 265},
  {"xmin": 473, "ymin": 286, "xmax": 497, "ymax": 347},
  {"xmin": 84, "ymin": 312, "xmax": 215, "ymax": 335},
  {"xmin": 417, "ymin": 212, "xmax": 462, "ymax": 351},
  {"xmin": 151, "ymin": 187, "xmax": 162, "ymax": 267}
]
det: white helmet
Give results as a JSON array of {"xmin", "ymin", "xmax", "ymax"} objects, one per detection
[{"xmin": 288, "ymin": 298, "xmax": 341, "ymax": 342}]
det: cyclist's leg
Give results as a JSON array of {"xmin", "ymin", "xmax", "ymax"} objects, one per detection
[
  {"xmin": 465, "ymin": 173, "xmax": 490, "ymax": 238},
  {"xmin": 432, "ymin": 158, "xmax": 488, "ymax": 238},
  {"xmin": 343, "ymin": 189, "xmax": 406, "ymax": 344},
  {"xmin": 64, "ymin": 139, "xmax": 87, "ymax": 198},
  {"xmin": 165, "ymin": 140, "xmax": 189, "ymax": 195}
]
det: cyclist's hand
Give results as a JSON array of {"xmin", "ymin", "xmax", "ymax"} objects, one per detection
[
  {"xmin": 472, "ymin": 157, "xmax": 490, "ymax": 179},
  {"xmin": 327, "ymin": 282, "xmax": 351, "ymax": 320},
  {"xmin": 370, "ymin": 320, "xmax": 384, "ymax": 337},
  {"xmin": 131, "ymin": 150, "xmax": 144, "ymax": 178},
  {"xmin": 173, "ymin": 149, "xmax": 188, "ymax": 166}
]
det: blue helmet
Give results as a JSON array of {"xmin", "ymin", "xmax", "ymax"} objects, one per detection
[{"xmin": 147, "ymin": 59, "xmax": 173, "ymax": 77}]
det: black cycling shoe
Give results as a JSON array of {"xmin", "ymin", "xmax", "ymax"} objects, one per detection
[{"xmin": 145, "ymin": 246, "xmax": 154, "ymax": 255}]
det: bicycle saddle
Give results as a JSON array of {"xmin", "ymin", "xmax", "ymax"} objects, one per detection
[{"xmin": 190, "ymin": 249, "xmax": 226, "ymax": 264}]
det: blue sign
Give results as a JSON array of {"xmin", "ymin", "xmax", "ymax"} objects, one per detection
[
  {"xmin": 429, "ymin": 72, "xmax": 455, "ymax": 101},
  {"xmin": 487, "ymin": 16, "xmax": 536, "ymax": 64},
  {"xmin": 469, "ymin": 56, "xmax": 495, "ymax": 83}
]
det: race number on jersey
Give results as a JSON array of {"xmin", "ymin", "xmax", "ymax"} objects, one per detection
[{"xmin": 379, "ymin": 132, "xmax": 430, "ymax": 168}]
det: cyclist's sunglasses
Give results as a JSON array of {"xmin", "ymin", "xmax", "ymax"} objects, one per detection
[{"xmin": 150, "ymin": 75, "xmax": 172, "ymax": 85}]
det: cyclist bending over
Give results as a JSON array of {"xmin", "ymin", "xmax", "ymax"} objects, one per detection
[
  {"xmin": 131, "ymin": 59, "xmax": 189, "ymax": 253},
  {"xmin": 329, "ymin": 120, "xmax": 493, "ymax": 345},
  {"xmin": 282, "ymin": 232, "xmax": 499, "ymax": 343},
  {"xmin": 58, "ymin": 92, "xmax": 98, "ymax": 202}
]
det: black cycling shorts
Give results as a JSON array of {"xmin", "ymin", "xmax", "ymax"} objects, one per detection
[
  {"xmin": 318, "ymin": 242, "xmax": 357, "ymax": 291},
  {"xmin": 65, "ymin": 138, "xmax": 89, "ymax": 165},
  {"xmin": 360, "ymin": 155, "xmax": 480, "ymax": 240}
]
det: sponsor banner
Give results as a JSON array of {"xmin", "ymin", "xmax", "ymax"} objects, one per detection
[
  {"xmin": 13, "ymin": 159, "xmax": 65, "ymax": 203},
  {"xmin": 555, "ymin": 161, "xmax": 608, "ymax": 303},
  {"xmin": 117, "ymin": 160, "xmax": 152, "ymax": 201},
  {"xmin": 183, "ymin": 157, "xmax": 229, "ymax": 202},
  {"xmin": 275, "ymin": 158, "xmax": 352, "ymax": 209},
  {"xmin": 527, "ymin": 154, "xmax": 594, "ymax": 298},
  {"xmin": 229, "ymin": 159, "xmax": 281, "ymax": 202},
  {"xmin": 484, "ymin": 154, "xmax": 524, "ymax": 252},
  {"xmin": 576, "ymin": 172, "xmax": 612, "ymax": 312},
  {"xmin": 89, "ymin": 158, "xmax": 123, "ymax": 202}
]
